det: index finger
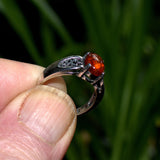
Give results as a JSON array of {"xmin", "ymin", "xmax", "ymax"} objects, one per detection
[
  {"xmin": 0, "ymin": 58, "xmax": 66, "ymax": 112},
  {"xmin": 0, "ymin": 58, "xmax": 44, "ymax": 111}
]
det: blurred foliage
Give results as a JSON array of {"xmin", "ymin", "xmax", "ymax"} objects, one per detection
[{"xmin": 0, "ymin": 0, "xmax": 160, "ymax": 159}]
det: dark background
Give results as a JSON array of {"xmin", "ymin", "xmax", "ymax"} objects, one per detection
[{"xmin": 0, "ymin": 0, "xmax": 160, "ymax": 159}]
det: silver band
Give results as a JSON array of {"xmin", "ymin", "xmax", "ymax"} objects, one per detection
[{"xmin": 41, "ymin": 52, "xmax": 104, "ymax": 115}]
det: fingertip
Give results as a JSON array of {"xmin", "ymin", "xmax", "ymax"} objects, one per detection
[
  {"xmin": 51, "ymin": 115, "xmax": 77, "ymax": 159},
  {"xmin": 0, "ymin": 85, "xmax": 76, "ymax": 160},
  {"xmin": 0, "ymin": 59, "xmax": 44, "ymax": 109},
  {"xmin": 42, "ymin": 77, "xmax": 67, "ymax": 93},
  {"xmin": 0, "ymin": 58, "xmax": 67, "ymax": 111}
]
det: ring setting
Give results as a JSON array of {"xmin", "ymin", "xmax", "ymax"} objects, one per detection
[{"xmin": 42, "ymin": 52, "xmax": 105, "ymax": 115}]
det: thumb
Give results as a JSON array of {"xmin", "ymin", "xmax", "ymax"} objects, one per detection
[{"xmin": 0, "ymin": 85, "xmax": 77, "ymax": 160}]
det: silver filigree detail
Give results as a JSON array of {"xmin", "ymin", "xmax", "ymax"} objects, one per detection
[{"xmin": 58, "ymin": 56, "xmax": 83, "ymax": 68}]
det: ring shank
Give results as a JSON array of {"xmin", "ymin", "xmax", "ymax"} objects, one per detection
[{"xmin": 41, "ymin": 55, "xmax": 104, "ymax": 115}]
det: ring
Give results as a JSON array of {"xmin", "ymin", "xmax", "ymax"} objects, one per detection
[{"xmin": 41, "ymin": 52, "xmax": 105, "ymax": 115}]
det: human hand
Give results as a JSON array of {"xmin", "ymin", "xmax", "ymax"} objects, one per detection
[{"xmin": 0, "ymin": 59, "xmax": 77, "ymax": 160}]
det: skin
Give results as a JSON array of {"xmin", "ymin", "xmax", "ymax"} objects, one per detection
[{"xmin": 0, "ymin": 58, "xmax": 77, "ymax": 160}]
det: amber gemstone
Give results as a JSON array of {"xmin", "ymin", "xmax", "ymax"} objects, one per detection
[{"xmin": 84, "ymin": 53, "xmax": 105, "ymax": 76}]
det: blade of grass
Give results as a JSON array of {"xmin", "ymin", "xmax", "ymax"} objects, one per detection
[
  {"xmin": 121, "ymin": 1, "xmax": 153, "ymax": 159},
  {"xmin": 128, "ymin": 84, "xmax": 160, "ymax": 160},
  {"xmin": 125, "ymin": 41, "xmax": 160, "ymax": 159},
  {"xmin": 110, "ymin": 0, "xmax": 120, "ymax": 27},
  {"xmin": 88, "ymin": 0, "xmax": 110, "ymax": 48},
  {"xmin": 0, "ymin": 0, "xmax": 4, "ymax": 11},
  {"xmin": 109, "ymin": 0, "xmax": 126, "ymax": 107},
  {"xmin": 77, "ymin": 0, "xmax": 113, "ymax": 74},
  {"xmin": 90, "ymin": 0, "xmax": 125, "ymax": 109},
  {"xmin": 30, "ymin": 0, "xmax": 73, "ymax": 45},
  {"xmin": 76, "ymin": 0, "xmax": 117, "ymax": 134},
  {"xmin": 111, "ymin": 0, "xmax": 146, "ymax": 159},
  {"xmin": 40, "ymin": 16, "xmax": 56, "ymax": 65},
  {"xmin": 80, "ymin": 0, "xmax": 126, "ymax": 128},
  {"xmin": 1, "ymin": 0, "xmax": 43, "ymax": 65},
  {"xmin": 76, "ymin": 0, "xmax": 104, "ymax": 53},
  {"xmin": 129, "ymin": 46, "xmax": 160, "ymax": 131}
]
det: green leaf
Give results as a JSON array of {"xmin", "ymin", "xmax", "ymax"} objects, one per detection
[
  {"xmin": 40, "ymin": 17, "xmax": 56, "ymax": 65},
  {"xmin": 0, "ymin": 0, "xmax": 4, "ymax": 11},
  {"xmin": 1, "ymin": 0, "xmax": 43, "ymax": 65},
  {"xmin": 111, "ymin": 0, "xmax": 147, "ymax": 159},
  {"xmin": 30, "ymin": 0, "xmax": 73, "ymax": 45}
]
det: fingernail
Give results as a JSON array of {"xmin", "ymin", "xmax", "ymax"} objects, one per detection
[{"xmin": 18, "ymin": 86, "xmax": 76, "ymax": 144}]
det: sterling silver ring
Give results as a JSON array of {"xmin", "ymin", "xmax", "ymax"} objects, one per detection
[{"xmin": 41, "ymin": 52, "xmax": 105, "ymax": 115}]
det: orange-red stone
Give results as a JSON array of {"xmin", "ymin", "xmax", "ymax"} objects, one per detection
[{"xmin": 84, "ymin": 53, "xmax": 104, "ymax": 76}]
